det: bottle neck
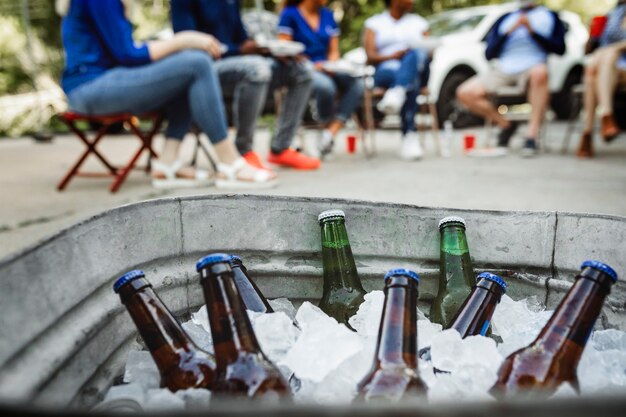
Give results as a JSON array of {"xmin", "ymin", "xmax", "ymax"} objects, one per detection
[
  {"xmin": 439, "ymin": 224, "xmax": 475, "ymax": 289},
  {"xmin": 448, "ymin": 280, "xmax": 504, "ymax": 338},
  {"xmin": 200, "ymin": 263, "xmax": 263, "ymax": 369},
  {"xmin": 320, "ymin": 218, "xmax": 364, "ymax": 292},
  {"xmin": 231, "ymin": 262, "xmax": 274, "ymax": 314},
  {"xmin": 374, "ymin": 276, "xmax": 418, "ymax": 368},
  {"xmin": 119, "ymin": 279, "xmax": 197, "ymax": 372},
  {"xmin": 534, "ymin": 268, "xmax": 613, "ymax": 352}
]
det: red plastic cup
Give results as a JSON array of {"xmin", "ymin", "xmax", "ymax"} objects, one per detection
[
  {"xmin": 347, "ymin": 135, "xmax": 357, "ymax": 154},
  {"xmin": 589, "ymin": 15, "xmax": 608, "ymax": 38},
  {"xmin": 464, "ymin": 134, "xmax": 475, "ymax": 152}
]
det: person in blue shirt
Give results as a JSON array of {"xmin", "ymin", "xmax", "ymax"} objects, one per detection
[
  {"xmin": 60, "ymin": 0, "xmax": 276, "ymax": 189},
  {"xmin": 577, "ymin": 0, "xmax": 626, "ymax": 158},
  {"xmin": 456, "ymin": 1, "xmax": 566, "ymax": 158},
  {"xmin": 278, "ymin": 0, "xmax": 364, "ymax": 159},
  {"xmin": 171, "ymin": 0, "xmax": 320, "ymax": 171}
]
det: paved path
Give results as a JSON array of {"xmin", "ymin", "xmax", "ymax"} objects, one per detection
[{"xmin": 1, "ymin": 122, "xmax": 625, "ymax": 259}]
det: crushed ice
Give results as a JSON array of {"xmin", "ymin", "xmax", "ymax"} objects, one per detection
[{"xmin": 100, "ymin": 293, "xmax": 626, "ymax": 409}]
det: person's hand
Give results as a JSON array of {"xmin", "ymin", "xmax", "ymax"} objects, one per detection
[
  {"xmin": 176, "ymin": 31, "xmax": 222, "ymax": 58},
  {"xmin": 240, "ymin": 39, "xmax": 270, "ymax": 55},
  {"xmin": 389, "ymin": 49, "xmax": 409, "ymax": 60},
  {"xmin": 518, "ymin": 14, "xmax": 532, "ymax": 31}
]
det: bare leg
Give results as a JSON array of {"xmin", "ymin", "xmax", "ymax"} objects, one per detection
[
  {"xmin": 327, "ymin": 120, "xmax": 344, "ymax": 137},
  {"xmin": 596, "ymin": 46, "xmax": 621, "ymax": 116},
  {"xmin": 456, "ymin": 78, "xmax": 510, "ymax": 128},
  {"xmin": 583, "ymin": 58, "xmax": 599, "ymax": 134},
  {"xmin": 526, "ymin": 64, "xmax": 549, "ymax": 139}
]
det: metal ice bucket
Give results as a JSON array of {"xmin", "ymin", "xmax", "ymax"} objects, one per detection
[{"xmin": 0, "ymin": 195, "xmax": 624, "ymax": 415}]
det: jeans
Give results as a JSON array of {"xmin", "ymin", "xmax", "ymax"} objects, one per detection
[
  {"xmin": 311, "ymin": 71, "xmax": 365, "ymax": 124},
  {"xmin": 215, "ymin": 55, "xmax": 313, "ymax": 154},
  {"xmin": 373, "ymin": 48, "xmax": 428, "ymax": 135},
  {"xmin": 66, "ymin": 50, "xmax": 228, "ymax": 143}
]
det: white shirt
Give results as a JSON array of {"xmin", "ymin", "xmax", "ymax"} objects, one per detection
[{"xmin": 365, "ymin": 11, "xmax": 429, "ymax": 56}]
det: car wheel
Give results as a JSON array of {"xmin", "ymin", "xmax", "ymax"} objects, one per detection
[
  {"xmin": 550, "ymin": 69, "xmax": 582, "ymax": 121},
  {"xmin": 437, "ymin": 71, "xmax": 483, "ymax": 129}
]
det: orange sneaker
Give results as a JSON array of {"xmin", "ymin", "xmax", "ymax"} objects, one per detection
[
  {"xmin": 243, "ymin": 151, "xmax": 271, "ymax": 171},
  {"xmin": 268, "ymin": 148, "xmax": 321, "ymax": 170}
]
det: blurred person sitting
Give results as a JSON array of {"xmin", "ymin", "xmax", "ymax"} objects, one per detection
[
  {"xmin": 171, "ymin": 0, "xmax": 321, "ymax": 170},
  {"xmin": 456, "ymin": 1, "xmax": 566, "ymax": 158},
  {"xmin": 59, "ymin": 0, "xmax": 276, "ymax": 189},
  {"xmin": 278, "ymin": 0, "xmax": 365, "ymax": 159},
  {"xmin": 577, "ymin": 0, "xmax": 626, "ymax": 158},
  {"xmin": 363, "ymin": 0, "xmax": 430, "ymax": 161}
]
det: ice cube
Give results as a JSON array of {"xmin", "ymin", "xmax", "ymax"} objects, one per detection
[
  {"xmin": 175, "ymin": 388, "xmax": 212, "ymax": 410},
  {"xmin": 123, "ymin": 350, "xmax": 160, "ymax": 390},
  {"xmin": 281, "ymin": 302, "xmax": 363, "ymax": 383},
  {"xmin": 418, "ymin": 319, "xmax": 443, "ymax": 350},
  {"xmin": 348, "ymin": 290, "xmax": 385, "ymax": 337},
  {"xmin": 492, "ymin": 295, "xmax": 551, "ymax": 357},
  {"xmin": 191, "ymin": 305, "xmax": 211, "ymax": 334},
  {"xmin": 430, "ymin": 329, "xmax": 463, "ymax": 373},
  {"xmin": 143, "ymin": 388, "xmax": 186, "ymax": 411},
  {"xmin": 592, "ymin": 329, "xmax": 626, "ymax": 351},
  {"xmin": 269, "ymin": 298, "xmax": 298, "ymax": 321},
  {"xmin": 182, "ymin": 321, "xmax": 214, "ymax": 353},
  {"xmin": 250, "ymin": 311, "xmax": 300, "ymax": 364}
]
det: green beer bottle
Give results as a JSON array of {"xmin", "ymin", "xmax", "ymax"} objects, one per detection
[
  {"xmin": 430, "ymin": 216, "xmax": 476, "ymax": 327},
  {"xmin": 317, "ymin": 209, "xmax": 367, "ymax": 328}
]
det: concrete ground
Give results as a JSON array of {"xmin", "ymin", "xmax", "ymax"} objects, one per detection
[{"xmin": 1, "ymin": 121, "xmax": 626, "ymax": 260}]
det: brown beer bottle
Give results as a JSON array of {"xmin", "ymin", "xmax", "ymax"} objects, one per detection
[
  {"xmin": 448, "ymin": 272, "xmax": 507, "ymax": 338},
  {"xmin": 228, "ymin": 255, "xmax": 274, "ymax": 314},
  {"xmin": 196, "ymin": 253, "xmax": 290, "ymax": 400},
  {"xmin": 419, "ymin": 272, "xmax": 507, "ymax": 361},
  {"xmin": 113, "ymin": 270, "xmax": 216, "ymax": 392},
  {"xmin": 491, "ymin": 260, "xmax": 618, "ymax": 398},
  {"xmin": 357, "ymin": 269, "xmax": 427, "ymax": 403}
]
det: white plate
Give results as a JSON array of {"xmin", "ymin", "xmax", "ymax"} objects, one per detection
[
  {"xmin": 265, "ymin": 40, "xmax": 305, "ymax": 57},
  {"xmin": 320, "ymin": 60, "xmax": 362, "ymax": 77}
]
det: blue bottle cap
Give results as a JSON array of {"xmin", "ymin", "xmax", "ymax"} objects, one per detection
[
  {"xmin": 477, "ymin": 272, "xmax": 507, "ymax": 293},
  {"xmin": 384, "ymin": 268, "xmax": 420, "ymax": 283},
  {"xmin": 228, "ymin": 254, "xmax": 242, "ymax": 265},
  {"xmin": 581, "ymin": 260, "xmax": 618, "ymax": 283},
  {"xmin": 196, "ymin": 253, "xmax": 231, "ymax": 272},
  {"xmin": 113, "ymin": 270, "xmax": 145, "ymax": 293}
]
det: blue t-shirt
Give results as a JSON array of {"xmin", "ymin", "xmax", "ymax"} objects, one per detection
[
  {"xmin": 61, "ymin": 0, "xmax": 151, "ymax": 94},
  {"xmin": 171, "ymin": 0, "xmax": 248, "ymax": 57},
  {"xmin": 278, "ymin": 6, "xmax": 339, "ymax": 62},
  {"xmin": 497, "ymin": 6, "xmax": 554, "ymax": 74}
]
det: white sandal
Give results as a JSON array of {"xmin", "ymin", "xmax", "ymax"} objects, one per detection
[
  {"xmin": 215, "ymin": 157, "xmax": 278, "ymax": 190},
  {"xmin": 151, "ymin": 160, "xmax": 213, "ymax": 189}
]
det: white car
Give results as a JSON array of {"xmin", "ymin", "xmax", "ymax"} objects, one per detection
[{"xmin": 426, "ymin": 3, "xmax": 588, "ymax": 127}]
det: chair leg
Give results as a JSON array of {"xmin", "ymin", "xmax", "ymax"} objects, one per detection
[
  {"xmin": 57, "ymin": 120, "xmax": 117, "ymax": 191},
  {"xmin": 562, "ymin": 93, "xmax": 582, "ymax": 154},
  {"xmin": 362, "ymin": 90, "xmax": 376, "ymax": 157},
  {"xmin": 109, "ymin": 115, "xmax": 163, "ymax": 193},
  {"xmin": 428, "ymin": 100, "xmax": 441, "ymax": 156}
]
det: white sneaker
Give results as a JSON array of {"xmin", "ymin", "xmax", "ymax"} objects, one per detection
[
  {"xmin": 399, "ymin": 132, "xmax": 423, "ymax": 161},
  {"xmin": 377, "ymin": 86, "xmax": 406, "ymax": 115}
]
